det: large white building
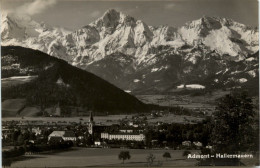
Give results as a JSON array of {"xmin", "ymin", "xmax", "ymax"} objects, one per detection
[
  {"xmin": 48, "ymin": 131, "xmax": 77, "ymax": 141},
  {"xmin": 101, "ymin": 132, "xmax": 145, "ymax": 141}
]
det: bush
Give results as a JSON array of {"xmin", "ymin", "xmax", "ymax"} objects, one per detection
[
  {"xmin": 2, "ymin": 147, "xmax": 26, "ymax": 159},
  {"xmin": 182, "ymin": 150, "xmax": 191, "ymax": 157},
  {"xmin": 163, "ymin": 152, "xmax": 171, "ymax": 161}
]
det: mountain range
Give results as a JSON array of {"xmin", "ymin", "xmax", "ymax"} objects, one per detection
[{"xmin": 1, "ymin": 9, "xmax": 259, "ymax": 94}]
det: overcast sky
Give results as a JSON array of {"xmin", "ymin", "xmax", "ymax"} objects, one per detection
[{"xmin": 1, "ymin": 0, "xmax": 258, "ymax": 31}]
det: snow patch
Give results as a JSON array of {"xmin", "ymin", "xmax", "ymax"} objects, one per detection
[
  {"xmin": 239, "ymin": 78, "xmax": 247, "ymax": 83},
  {"xmin": 56, "ymin": 77, "xmax": 70, "ymax": 87},
  {"xmin": 230, "ymin": 70, "xmax": 241, "ymax": 75},
  {"xmin": 151, "ymin": 68, "xmax": 159, "ymax": 72},
  {"xmin": 177, "ymin": 84, "xmax": 205, "ymax": 89},
  {"xmin": 223, "ymin": 68, "xmax": 229, "ymax": 74},
  {"xmin": 134, "ymin": 79, "xmax": 140, "ymax": 83},
  {"xmin": 216, "ymin": 70, "xmax": 222, "ymax": 75},
  {"xmin": 151, "ymin": 66, "xmax": 169, "ymax": 73},
  {"xmin": 246, "ymin": 57, "xmax": 255, "ymax": 61},
  {"xmin": 44, "ymin": 63, "xmax": 54, "ymax": 70},
  {"xmin": 124, "ymin": 90, "xmax": 131, "ymax": 93},
  {"xmin": 5, "ymin": 76, "xmax": 31, "ymax": 79},
  {"xmin": 2, "ymin": 75, "xmax": 37, "ymax": 81},
  {"xmin": 247, "ymin": 70, "xmax": 256, "ymax": 77}
]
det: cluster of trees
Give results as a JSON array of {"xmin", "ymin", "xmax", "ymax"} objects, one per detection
[
  {"xmin": 144, "ymin": 120, "xmax": 212, "ymax": 148},
  {"xmin": 2, "ymin": 141, "xmax": 73, "ymax": 167},
  {"xmin": 3, "ymin": 129, "xmax": 35, "ymax": 146},
  {"xmin": 198, "ymin": 92, "xmax": 258, "ymax": 166},
  {"xmin": 118, "ymin": 151, "xmax": 171, "ymax": 166},
  {"xmin": 2, "ymin": 46, "xmax": 149, "ymax": 115},
  {"xmin": 2, "ymin": 80, "xmax": 78, "ymax": 115},
  {"xmin": 2, "ymin": 147, "xmax": 25, "ymax": 159},
  {"xmin": 104, "ymin": 139, "xmax": 145, "ymax": 149},
  {"xmin": 2, "ymin": 128, "xmax": 53, "ymax": 146},
  {"xmin": 47, "ymin": 140, "xmax": 74, "ymax": 151}
]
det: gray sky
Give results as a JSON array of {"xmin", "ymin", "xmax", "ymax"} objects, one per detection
[{"xmin": 1, "ymin": 0, "xmax": 258, "ymax": 31}]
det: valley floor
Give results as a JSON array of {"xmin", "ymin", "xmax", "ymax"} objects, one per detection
[
  {"xmin": 8, "ymin": 148, "xmax": 259, "ymax": 167},
  {"xmin": 9, "ymin": 148, "xmax": 200, "ymax": 167},
  {"xmin": 2, "ymin": 113, "xmax": 204, "ymax": 125}
]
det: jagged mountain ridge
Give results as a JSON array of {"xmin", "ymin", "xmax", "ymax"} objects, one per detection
[
  {"xmin": 1, "ymin": 9, "xmax": 258, "ymax": 64},
  {"xmin": 1, "ymin": 12, "xmax": 71, "ymax": 61},
  {"xmin": 1, "ymin": 9, "xmax": 259, "ymax": 94},
  {"xmin": 86, "ymin": 45, "xmax": 258, "ymax": 94},
  {"xmin": 50, "ymin": 9, "xmax": 259, "ymax": 65}
]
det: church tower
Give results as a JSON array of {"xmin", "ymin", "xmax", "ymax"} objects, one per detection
[{"xmin": 88, "ymin": 111, "xmax": 94, "ymax": 135}]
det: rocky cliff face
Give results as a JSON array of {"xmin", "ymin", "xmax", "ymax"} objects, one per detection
[
  {"xmin": 1, "ymin": 9, "xmax": 258, "ymax": 94},
  {"xmin": 1, "ymin": 12, "xmax": 70, "ymax": 59},
  {"xmin": 2, "ymin": 9, "xmax": 258, "ymax": 64}
]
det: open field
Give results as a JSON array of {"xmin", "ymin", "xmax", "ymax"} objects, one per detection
[
  {"xmin": 136, "ymin": 90, "xmax": 230, "ymax": 109},
  {"xmin": 2, "ymin": 113, "xmax": 204, "ymax": 125},
  {"xmin": 2, "ymin": 115, "xmax": 132, "ymax": 125},
  {"xmin": 19, "ymin": 107, "xmax": 41, "ymax": 117},
  {"xmin": 2, "ymin": 99, "xmax": 26, "ymax": 117},
  {"xmin": 1, "ymin": 75, "xmax": 37, "ymax": 88},
  {"xmin": 147, "ymin": 114, "xmax": 204, "ymax": 124},
  {"xmin": 10, "ymin": 148, "xmax": 200, "ymax": 167}
]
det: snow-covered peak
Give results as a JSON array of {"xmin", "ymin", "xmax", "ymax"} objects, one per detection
[
  {"xmin": 91, "ymin": 9, "xmax": 120, "ymax": 28},
  {"xmin": 1, "ymin": 12, "xmax": 39, "ymax": 39},
  {"xmin": 2, "ymin": 10, "xmax": 258, "ymax": 68},
  {"xmin": 151, "ymin": 25, "xmax": 183, "ymax": 46},
  {"xmin": 1, "ymin": 11, "xmax": 71, "ymax": 55},
  {"xmin": 90, "ymin": 9, "xmax": 136, "ymax": 29},
  {"xmin": 186, "ymin": 16, "xmax": 222, "ymax": 29},
  {"xmin": 1, "ymin": 12, "xmax": 71, "ymax": 38},
  {"xmin": 178, "ymin": 16, "xmax": 258, "ymax": 59}
]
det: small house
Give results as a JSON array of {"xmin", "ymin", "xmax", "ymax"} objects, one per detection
[{"xmin": 182, "ymin": 141, "xmax": 191, "ymax": 146}]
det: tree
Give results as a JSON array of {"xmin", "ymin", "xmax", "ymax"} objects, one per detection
[
  {"xmin": 86, "ymin": 135, "xmax": 94, "ymax": 146},
  {"xmin": 12, "ymin": 130, "xmax": 20, "ymax": 144},
  {"xmin": 212, "ymin": 92, "xmax": 255, "ymax": 153},
  {"xmin": 18, "ymin": 147, "xmax": 25, "ymax": 155},
  {"xmin": 118, "ymin": 151, "xmax": 131, "ymax": 164},
  {"xmin": 17, "ymin": 134, "xmax": 25, "ymax": 145},
  {"xmin": 201, "ymin": 92, "xmax": 257, "ymax": 166},
  {"xmin": 163, "ymin": 152, "xmax": 171, "ymax": 161},
  {"xmin": 146, "ymin": 153, "xmax": 155, "ymax": 166},
  {"xmin": 2, "ymin": 158, "xmax": 12, "ymax": 168}
]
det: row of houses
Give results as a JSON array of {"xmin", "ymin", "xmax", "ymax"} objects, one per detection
[
  {"xmin": 47, "ymin": 113, "xmax": 146, "ymax": 143},
  {"xmin": 101, "ymin": 132, "xmax": 145, "ymax": 141},
  {"xmin": 48, "ymin": 131, "xmax": 146, "ymax": 142}
]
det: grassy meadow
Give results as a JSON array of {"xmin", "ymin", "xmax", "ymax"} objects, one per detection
[{"xmin": 10, "ymin": 148, "xmax": 200, "ymax": 167}]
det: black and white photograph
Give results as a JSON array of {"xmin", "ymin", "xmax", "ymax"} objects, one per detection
[{"xmin": 1, "ymin": 0, "xmax": 259, "ymax": 167}]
